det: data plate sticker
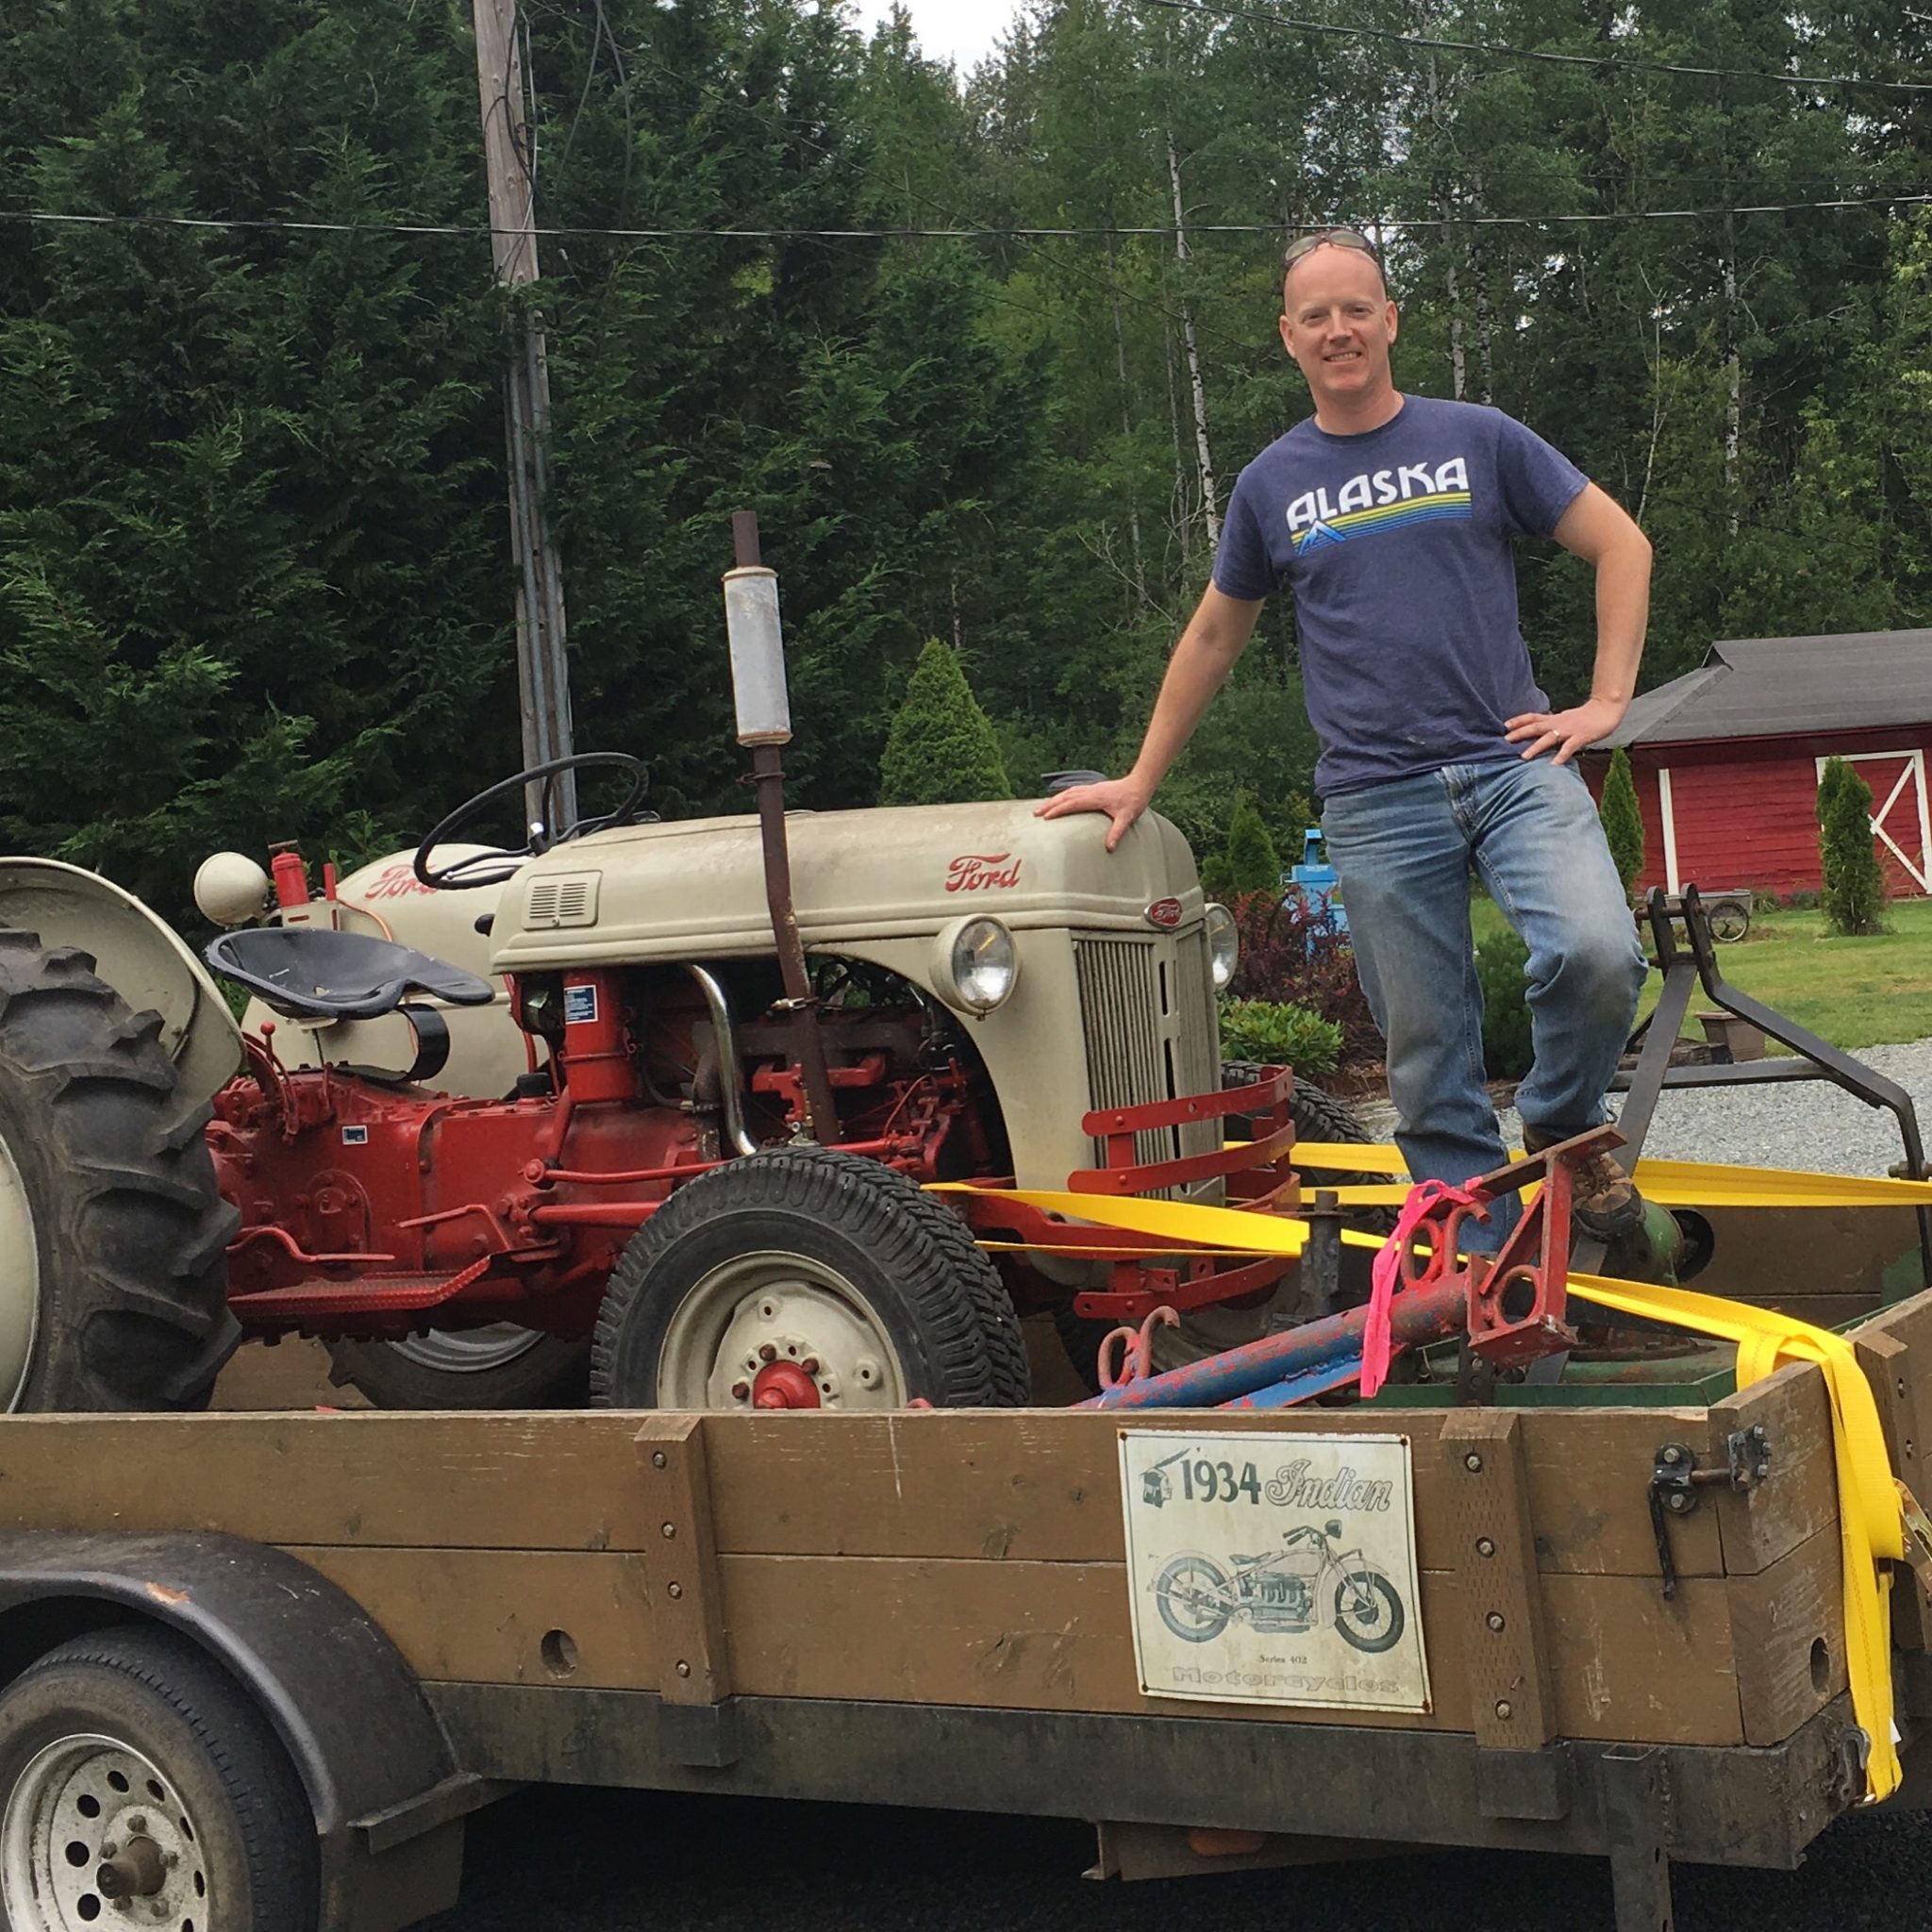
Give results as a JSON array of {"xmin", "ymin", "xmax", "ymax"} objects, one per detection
[
  {"xmin": 563, "ymin": 982, "xmax": 599, "ymax": 1025},
  {"xmin": 1119, "ymin": 1430, "xmax": 1429, "ymax": 1712}
]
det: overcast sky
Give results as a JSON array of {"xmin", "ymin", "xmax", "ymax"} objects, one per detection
[{"xmin": 857, "ymin": 2, "xmax": 1012, "ymax": 73}]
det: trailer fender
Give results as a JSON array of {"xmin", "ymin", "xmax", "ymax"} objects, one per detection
[
  {"xmin": 0, "ymin": 1530, "xmax": 476, "ymax": 1932},
  {"xmin": 0, "ymin": 857, "xmax": 243, "ymax": 1105}
]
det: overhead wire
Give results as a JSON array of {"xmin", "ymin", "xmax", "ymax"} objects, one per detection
[
  {"xmin": 1146, "ymin": 0, "xmax": 1932, "ymax": 96},
  {"xmin": 3, "ymin": 193, "xmax": 1925, "ymax": 242}
]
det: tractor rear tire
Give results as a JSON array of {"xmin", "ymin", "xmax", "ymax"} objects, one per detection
[
  {"xmin": 0, "ymin": 931, "xmax": 240, "ymax": 1411},
  {"xmin": 325, "ymin": 1328, "xmax": 591, "ymax": 1409},
  {"xmin": 591, "ymin": 1147, "xmax": 1030, "ymax": 1410}
]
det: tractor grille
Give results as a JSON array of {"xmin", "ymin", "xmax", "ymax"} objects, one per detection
[{"xmin": 1074, "ymin": 931, "xmax": 1222, "ymax": 1194}]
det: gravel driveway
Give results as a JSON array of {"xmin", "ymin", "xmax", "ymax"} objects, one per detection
[{"xmin": 1352, "ymin": 1037, "xmax": 1932, "ymax": 1177}]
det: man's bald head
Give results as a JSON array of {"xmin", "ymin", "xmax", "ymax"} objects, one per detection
[{"xmin": 1281, "ymin": 227, "xmax": 1388, "ymax": 302}]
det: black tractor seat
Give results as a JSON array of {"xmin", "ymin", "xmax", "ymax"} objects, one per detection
[{"xmin": 205, "ymin": 926, "xmax": 496, "ymax": 1023}]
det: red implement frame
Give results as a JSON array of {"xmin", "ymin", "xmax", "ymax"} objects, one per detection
[
  {"xmin": 1377, "ymin": 1126, "xmax": 1620, "ymax": 1371},
  {"xmin": 1070, "ymin": 1067, "xmax": 1298, "ymax": 1201}
]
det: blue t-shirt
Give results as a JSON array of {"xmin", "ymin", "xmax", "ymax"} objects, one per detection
[{"xmin": 1212, "ymin": 394, "xmax": 1589, "ymax": 797}]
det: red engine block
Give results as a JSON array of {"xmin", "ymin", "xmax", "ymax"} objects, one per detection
[{"xmin": 208, "ymin": 980, "xmax": 973, "ymax": 1342}]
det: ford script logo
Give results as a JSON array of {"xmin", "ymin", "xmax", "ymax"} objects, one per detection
[
  {"xmin": 945, "ymin": 852, "xmax": 1022, "ymax": 892},
  {"xmin": 1144, "ymin": 897, "xmax": 1183, "ymax": 930}
]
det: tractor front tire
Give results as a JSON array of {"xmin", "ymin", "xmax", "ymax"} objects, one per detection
[
  {"xmin": 591, "ymin": 1147, "xmax": 1030, "ymax": 1410},
  {"xmin": 325, "ymin": 1328, "xmax": 591, "ymax": 1409},
  {"xmin": 0, "ymin": 932, "xmax": 239, "ymax": 1411}
]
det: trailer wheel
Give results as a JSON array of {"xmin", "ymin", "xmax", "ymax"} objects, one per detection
[
  {"xmin": 325, "ymin": 1326, "xmax": 591, "ymax": 1408},
  {"xmin": 0, "ymin": 932, "xmax": 239, "ymax": 1412},
  {"xmin": 591, "ymin": 1148, "xmax": 1030, "ymax": 1409},
  {"xmin": 0, "ymin": 1624, "xmax": 318, "ymax": 1932}
]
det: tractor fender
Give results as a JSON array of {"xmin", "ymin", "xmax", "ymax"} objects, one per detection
[
  {"xmin": 0, "ymin": 857, "xmax": 242, "ymax": 1106},
  {"xmin": 0, "ymin": 1529, "xmax": 477, "ymax": 1932}
]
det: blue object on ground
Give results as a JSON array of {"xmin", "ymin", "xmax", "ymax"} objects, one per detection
[{"xmin": 1284, "ymin": 826, "xmax": 1348, "ymax": 938}]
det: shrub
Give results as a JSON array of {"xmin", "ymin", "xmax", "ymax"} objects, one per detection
[
  {"xmin": 1815, "ymin": 757, "xmax": 1853, "ymax": 892},
  {"xmin": 1598, "ymin": 748, "xmax": 1645, "ymax": 898},
  {"xmin": 1218, "ymin": 998, "xmax": 1343, "ymax": 1076},
  {"xmin": 1220, "ymin": 794, "xmax": 1283, "ymax": 897},
  {"xmin": 1819, "ymin": 758, "xmax": 1888, "ymax": 936},
  {"xmin": 1224, "ymin": 891, "xmax": 1380, "ymax": 1066},
  {"xmin": 878, "ymin": 640, "xmax": 1011, "ymax": 806},
  {"xmin": 1474, "ymin": 925, "xmax": 1535, "ymax": 1081}
]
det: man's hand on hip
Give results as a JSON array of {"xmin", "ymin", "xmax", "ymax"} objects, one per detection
[
  {"xmin": 1034, "ymin": 777, "xmax": 1152, "ymax": 852},
  {"xmin": 1505, "ymin": 694, "xmax": 1627, "ymax": 767}
]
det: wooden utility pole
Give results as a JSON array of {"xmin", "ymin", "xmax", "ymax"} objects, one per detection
[{"xmin": 471, "ymin": 0, "xmax": 577, "ymax": 832}]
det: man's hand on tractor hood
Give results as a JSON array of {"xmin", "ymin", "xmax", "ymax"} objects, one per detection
[{"xmin": 1035, "ymin": 775, "xmax": 1153, "ymax": 853}]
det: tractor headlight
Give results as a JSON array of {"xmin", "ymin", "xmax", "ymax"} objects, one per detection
[
  {"xmin": 932, "ymin": 916, "xmax": 1018, "ymax": 1014},
  {"xmin": 1205, "ymin": 902, "xmax": 1239, "ymax": 990}
]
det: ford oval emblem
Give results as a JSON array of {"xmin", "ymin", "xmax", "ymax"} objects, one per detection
[{"xmin": 1144, "ymin": 897, "xmax": 1183, "ymax": 930}]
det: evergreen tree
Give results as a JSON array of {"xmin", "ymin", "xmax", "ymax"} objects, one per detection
[
  {"xmin": 1599, "ymin": 749, "xmax": 1645, "ymax": 898},
  {"xmin": 1819, "ymin": 758, "xmax": 1887, "ymax": 936},
  {"xmin": 877, "ymin": 640, "xmax": 1011, "ymax": 807},
  {"xmin": 1815, "ymin": 757, "xmax": 1853, "ymax": 892},
  {"xmin": 1220, "ymin": 794, "xmax": 1282, "ymax": 897}
]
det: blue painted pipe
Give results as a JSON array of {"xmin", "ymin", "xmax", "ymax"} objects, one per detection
[{"xmin": 1079, "ymin": 1278, "xmax": 1467, "ymax": 1410}]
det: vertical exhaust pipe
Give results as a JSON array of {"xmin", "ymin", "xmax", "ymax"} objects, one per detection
[{"xmin": 723, "ymin": 512, "xmax": 839, "ymax": 1143}]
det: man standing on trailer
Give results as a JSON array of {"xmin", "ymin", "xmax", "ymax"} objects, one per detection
[{"xmin": 1039, "ymin": 226, "xmax": 1652, "ymax": 1238}]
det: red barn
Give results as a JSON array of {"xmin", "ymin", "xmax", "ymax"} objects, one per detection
[{"xmin": 1582, "ymin": 629, "xmax": 1932, "ymax": 900}]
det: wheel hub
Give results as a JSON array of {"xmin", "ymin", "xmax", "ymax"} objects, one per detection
[
  {"xmin": 750, "ymin": 1360, "xmax": 821, "ymax": 1409},
  {"xmin": 1, "ymin": 1734, "xmax": 207, "ymax": 1932},
  {"xmin": 656, "ymin": 1253, "xmax": 908, "ymax": 1410}
]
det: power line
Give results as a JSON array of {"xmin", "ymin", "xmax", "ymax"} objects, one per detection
[
  {"xmin": 3, "ymin": 192, "xmax": 1926, "ymax": 242},
  {"xmin": 1149, "ymin": 0, "xmax": 1932, "ymax": 96}
]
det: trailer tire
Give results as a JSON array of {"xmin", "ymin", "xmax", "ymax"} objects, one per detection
[
  {"xmin": 591, "ymin": 1147, "xmax": 1030, "ymax": 1409},
  {"xmin": 0, "ymin": 932, "xmax": 239, "ymax": 1412},
  {"xmin": 325, "ymin": 1327, "xmax": 591, "ymax": 1408},
  {"xmin": 0, "ymin": 1623, "xmax": 318, "ymax": 1932}
]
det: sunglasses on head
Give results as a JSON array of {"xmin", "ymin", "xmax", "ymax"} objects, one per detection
[{"xmin": 1281, "ymin": 227, "xmax": 1382, "ymax": 273}]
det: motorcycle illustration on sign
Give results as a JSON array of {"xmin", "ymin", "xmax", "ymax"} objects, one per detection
[
  {"xmin": 1118, "ymin": 1428, "xmax": 1429, "ymax": 1712},
  {"xmin": 1152, "ymin": 1522, "xmax": 1407, "ymax": 1654}
]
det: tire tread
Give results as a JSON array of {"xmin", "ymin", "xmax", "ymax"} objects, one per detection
[{"xmin": 0, "ymin": 933, "xmax": 239, "ymax": 1410}]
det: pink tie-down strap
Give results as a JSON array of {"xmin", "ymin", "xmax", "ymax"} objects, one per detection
[{"xmin": 1359, "ymin": 1178, "xmax": 1488, "ymax": 1399}]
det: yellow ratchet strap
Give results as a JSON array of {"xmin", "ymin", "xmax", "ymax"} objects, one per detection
[
  {"xmin": 1294, "ymin": 1141, "xmax": 1932, "ymax": 1212},
  {"xmin": 1565, "ymin": 1269, "xmax": 1904, "ymax": 1802},
  {"xmin": 933, "ymin": 1179, "xmax": 1909, "ymax": 1800}
]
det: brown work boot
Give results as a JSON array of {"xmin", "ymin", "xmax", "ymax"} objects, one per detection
[{"xmin": 1523, "ymin": 1127, "xmax": 1646, "ymax": 1241}]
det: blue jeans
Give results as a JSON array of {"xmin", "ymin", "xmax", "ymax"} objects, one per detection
[{"xmin": 1321, "ymin": 759, "xmax": 1645, "ymax": 1240}]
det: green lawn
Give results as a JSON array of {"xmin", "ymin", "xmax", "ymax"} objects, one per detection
[{"xmin": 1469, "ymin": 894, "xmax": 1932, "ymax": 1052}]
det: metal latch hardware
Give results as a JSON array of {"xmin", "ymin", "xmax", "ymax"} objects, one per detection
[{"xmin": 1647, "ymin": 1426, "xmax": 1773, "ymax": 1598}]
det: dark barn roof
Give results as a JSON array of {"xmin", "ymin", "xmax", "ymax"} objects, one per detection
[{"xmin": 1595, "ymin": 629, "xmax": 1932, "ymax": 749}]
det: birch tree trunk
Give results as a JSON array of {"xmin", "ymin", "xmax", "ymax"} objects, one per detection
[
  {"xmin": 1104, "ymin": 233, "xmax": 1151, "ymax": 609},
  {"xmin": 1166, "ymin": 126, "xmax": 1220, "ymax": 554},
  {"xmin": 1722, "ymin": 208, "xmax": 1742, "ymax": 538}
]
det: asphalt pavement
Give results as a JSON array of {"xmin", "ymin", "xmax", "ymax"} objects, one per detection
[{"xmin": 424, "ymin": 1782, "xmax": 1932, "ymax": 1932}]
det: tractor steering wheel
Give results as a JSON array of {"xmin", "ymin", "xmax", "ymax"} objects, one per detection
[{"xmin": 412, "ymin": 753, "xmax": 650, "ymax": 891}]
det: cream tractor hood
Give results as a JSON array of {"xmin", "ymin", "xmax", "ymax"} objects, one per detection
[{"xmin": 490, "ymin": 799, "xmax": 1206, "ymax": 970}]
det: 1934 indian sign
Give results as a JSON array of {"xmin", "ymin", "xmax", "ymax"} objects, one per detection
[{"xmin": 1118, "ymin": 1429, "xmax": 1430, "ymax": 1713}]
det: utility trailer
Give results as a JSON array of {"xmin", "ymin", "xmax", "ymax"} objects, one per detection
[{"xmin": 0, "ymin": 1244, "xmax": 1929, "ymax": 1932}]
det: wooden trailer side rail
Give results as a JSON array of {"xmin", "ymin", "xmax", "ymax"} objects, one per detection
[{"xmin": 0, "ymin": 1286, "xmax": 1928, "ymax": 1929}]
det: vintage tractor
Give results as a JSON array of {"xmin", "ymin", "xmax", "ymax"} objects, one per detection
[{"xmin": 0, "ymin": 546, "xmax": 1343, "ymax": 1415}]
